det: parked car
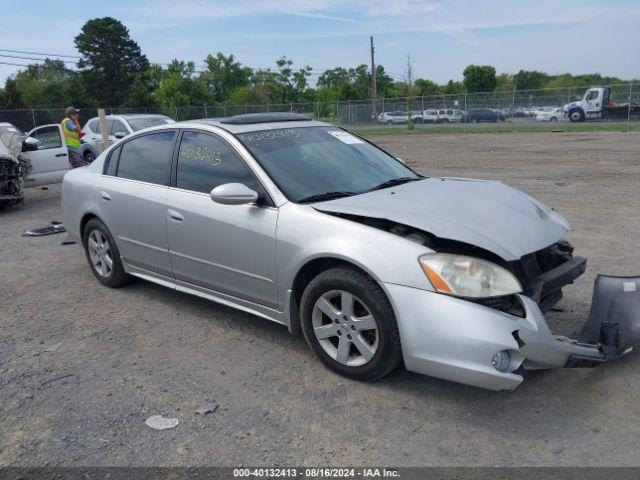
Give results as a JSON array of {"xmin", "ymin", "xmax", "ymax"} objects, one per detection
[
  {"xmin": 535, "ymin": 107, "xmax": 562, "ymax": 122},
  {"xmin": 377, "ymin": 111, "xmax": 407, "ymax": 125},
  {"xmin": 81, "ymin": 114, "xmax": 175, "ymax": 163},
  {"xmin": 422, "ymin": 109, "xmax": 438, "ymax": 123},
  {"xmin": 435, "ymin": 109, "xmax": 465, "ymax": 123},
  {"xmin": 377, "ymin": 111, "xmax": 424, "ymax": 125},
  {"xmin": 61, "ymin": 112, "xmax": 640, "ymax": 391},
  {"xmin": 466, "ymin": 108, "xmax": 499, "ymax": 123}
]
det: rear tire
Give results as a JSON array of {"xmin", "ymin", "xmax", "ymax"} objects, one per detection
[
  {"xmin": 300, "ymin": 267, "xmax": 402, "ymax": 381},
  {"xmin": 84, "ymin": 151, "xmax": 96, "ymax": 163},
  {"xmin": 82, "ymin": 218, "xmax": 130, "ymax": 288}
]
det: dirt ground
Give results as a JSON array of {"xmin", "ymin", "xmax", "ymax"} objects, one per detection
[{"xmin": 1, "ymin": 131, "xmax": 640, "ymax": 467}]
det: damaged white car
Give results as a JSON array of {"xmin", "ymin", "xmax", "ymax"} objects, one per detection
[
  {"xmin": 61, "ymin": 113, "xmax": 640, "ymax": 390},
  {"xmin": 1, "ymin": 122, "xmax": 72, "ymax": 206}
]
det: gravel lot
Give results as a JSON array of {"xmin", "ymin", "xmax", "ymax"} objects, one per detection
[{"xmin": 1, "ymin": 131, "xmax": 639, "ymax": 467}]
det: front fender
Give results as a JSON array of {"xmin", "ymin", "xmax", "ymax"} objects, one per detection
[{"xmin": 275, "ymin": 203, "xmax": 434, "ymax": 308}]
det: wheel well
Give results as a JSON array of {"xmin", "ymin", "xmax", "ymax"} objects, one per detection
[
  {"xmin": 288, "ymin": 258, "xmax": 376, "ymax": 335},
  {"xmin": 79, "ymin": 213, "xmax": 98, "ymax": 242}
]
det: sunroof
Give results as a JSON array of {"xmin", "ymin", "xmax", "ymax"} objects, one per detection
[{"xmin": 220, "ymin": 112, "xmax": 312, "ymax": 125}]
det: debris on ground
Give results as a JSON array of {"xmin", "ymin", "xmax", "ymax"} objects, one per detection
[
  {"xmin": 196, "ymin": 402, "xmax": 219, "ymax": 416},
  {"xmin": 145, "ymin": 415, "xmax": 179, "ymax": 430},
  {"xmin": 23, "ymin": 223, "xmax": 66, "ymax": 237},
  {"xmin": 44, "ymin": 342, "xmax": 63, "ymax": 353}
]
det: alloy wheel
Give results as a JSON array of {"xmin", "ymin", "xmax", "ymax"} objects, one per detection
[
  {"xmin": 312, "ymin": 290, "xmax": 379, "ymax": 367},
  {"xmin": 87, "ymin": 229, "xmax": 113, "ymax": 278}
]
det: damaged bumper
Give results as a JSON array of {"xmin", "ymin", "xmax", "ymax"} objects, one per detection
[{"xmin": 385, "ymin": 274, "xmax": 640, "ymax": 391}]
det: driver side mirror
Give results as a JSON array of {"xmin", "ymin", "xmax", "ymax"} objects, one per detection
[
  {"xmin": 210, "ymin": 183, "xmax": 258, "ymax": 205},
  {"xmin": 114, "ymin": 132, "xmax": 127, "ymax": 139},
  {"xmin": 21, "ymin": 140, "xmax": 39, "ymax": 152}
]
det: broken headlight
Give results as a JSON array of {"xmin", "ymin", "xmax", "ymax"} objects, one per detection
[{"xmin": 419, "ymin": 253, "xmax": 522, "ymax": 298}]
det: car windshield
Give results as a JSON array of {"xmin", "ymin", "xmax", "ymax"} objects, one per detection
[
  {"xmin": 237, "ymin": 126, "xmax": 420, "ymax": 203},
  {"xmin": 126, "ymin": 117, "xmax": 172, "ymax": 131}
]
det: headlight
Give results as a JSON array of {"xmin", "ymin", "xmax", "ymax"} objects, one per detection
[{"xmin": 419, "ymin": 253, "xmax": 522, "ymax": 298}]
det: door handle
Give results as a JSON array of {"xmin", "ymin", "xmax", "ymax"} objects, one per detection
[
  {"xmin": 167, "ymin": 209, "xmax": 185, "ymax": 222},
  {"xmin": 99, "ymin": 191, "xmax": 111, "ymax": 201},
  {"xmin": 55, "ymin": 152, "xmax": 68, "ymax": 157}
]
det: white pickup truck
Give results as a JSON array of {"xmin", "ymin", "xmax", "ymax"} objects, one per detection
[
  {"xmin": 563, "ymin": 86, "xmax": 640, "ymax": 122},
  {"xmin": 1, "ymin": 122, "xmax": 70, "ymax": 206}
]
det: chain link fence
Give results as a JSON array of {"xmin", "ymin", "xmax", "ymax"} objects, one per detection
[{"xmin": 1, "ymin": 83, "xmax": 638, "ymax": 134}]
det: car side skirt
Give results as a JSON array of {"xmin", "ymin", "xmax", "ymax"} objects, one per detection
[{"xmin": 123, "ymin": 261, "xmax": 288, "ymax": 327}]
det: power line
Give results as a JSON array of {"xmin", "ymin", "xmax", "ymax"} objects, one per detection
[
  {"xmin": 0, "ymin": 48, "xmax": 81, "ymax": 59},
  {"xmin": 0, "ymin": 61, "xmax": 36, "ymax": 68},
  {"xmin": 0, "ymin": 54, "xmax": 77, "ymax": 65}
]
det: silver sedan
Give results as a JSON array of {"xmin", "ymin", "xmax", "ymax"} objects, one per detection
[{"xmin": 61, "ymin": 112, "xmax": 640, "ymax": 390}]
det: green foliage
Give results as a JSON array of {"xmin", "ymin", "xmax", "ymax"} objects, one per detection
[
  {"xmin": 13, "ymin": 60, "xmax": 74, "ymax": 108},
  {"xmin": 495, "ymin": 73, "xmax": 514, "ymax": 91},
  {"xmin": 0, "ymin": 78, "xmax": 25, "ymax": 109},
  {"xmin": 441, "ymin": 80, "xmax": 465, "ymax": 94},
  {"xmin": 155, "ymin": 60, "xmax": 212, "ymax": 107},
  {"xmin": 202, "ymin": 53, "xmax": 252, "ymax": 103},
  {"xmin": 513, "ymin": 70, "xmax": 550, "ymax": 90},
  {"xmin": 74, "ymin": 17, "xmax": 149, "ymax": 106},
  {"xmin": 463, "ymin": 65, "xmax": 497, "ymax": 92},
  {"xmin": 415, "ymin": 78, "xmax": 440, "ymax": 96}
]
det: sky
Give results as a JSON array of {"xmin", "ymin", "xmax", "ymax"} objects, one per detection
[{"xmin": 1, "ymin": 0, "xmax": 638, "ymax": 85}]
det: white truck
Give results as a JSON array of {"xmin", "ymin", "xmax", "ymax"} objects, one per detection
[
  {"xmin": 564, "ymin": 86, "xmax": 640, "ymax": 122},
  {"xmin": 0, "ymin": 122, "xmax": 70, "ymax": 206}
]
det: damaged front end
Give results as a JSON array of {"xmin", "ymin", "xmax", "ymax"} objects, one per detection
[
  {"xmin": 0, "ymin": 125, "xmax": 32, "ymax": 207},
  {"xmin": 322, "ymin": 212, "xmax": 640, "ymax": 389}
]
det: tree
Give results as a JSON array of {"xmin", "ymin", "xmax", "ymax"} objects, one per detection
[
  {"xmin": 0, "ymin": 78, "xmax": 25, "ymax": 109},
  {"xmin": 441, "ymin": 80, "xmax": 465, "ymax": 94},
  {"xmin": 275, "ymin": 56, "xmax": 312, "ymax": 103},
  {"xmin": 374, "ymin": 66, "xmax": 395, "ymax": 98},
  {"xmin": 462, "ymin": 65, "xmax": 497, "ymax": 92},
  {"xmin": 155, "ymin": 60, "xmax": 212, "ymax": 107},
  {"xmin": 415, "ymin": 78, "xmax": 440, "ymax": 96},
  {"xmin": 121, "ymin": 72, "xmax": 157, "ymax": 108},
  {"xmin": 513, "ymin": 70, "xmax": 549, "ymax": 90},
  {"xmin": 74, "ymin": 17, "xmax": 149, "ymax": 106},
  {"xmin": 495, "ymin": 73, "xmax": 514, "ymax": 91},
  {"xmin": 202, "ymin": 53, "xmax": 252, "ymax": 103},
  {"xmin": 13, "ymin": 59, "xmax": 75, "ymax": 108}
]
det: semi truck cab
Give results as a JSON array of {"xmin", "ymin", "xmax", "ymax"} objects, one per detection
[{"xmin": 564, "ymin": 86, "xmax": 639, "ymax": 122}]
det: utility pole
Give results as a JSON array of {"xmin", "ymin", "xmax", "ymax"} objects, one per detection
[{"xmin": 370, "ymin": 36, "xmax": 377, "ymax": 119}]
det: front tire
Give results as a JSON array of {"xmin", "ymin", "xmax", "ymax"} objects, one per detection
[
  {"xmin": 82, "ymin": 218, "xmax": 129, "ymax": 287},
  {"xmin": 84, "ymin": 151, "xmax": 96, "ymax": 163},
  {"xmin": 300, "ymin": 267, "xmax": 402, "ymax": 380},
  {"xmin": 569, "ymin": 109, "xmax": 584, "ymax": 122}
]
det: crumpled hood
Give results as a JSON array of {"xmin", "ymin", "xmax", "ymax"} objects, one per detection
[{"xmin": 313, "ymin": 177, "xmax": 570, "ymax": 261}]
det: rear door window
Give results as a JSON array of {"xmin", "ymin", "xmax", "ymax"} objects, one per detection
[{"xmin": 116, "ymin": 130, "xmax": 176, "ymax": 185}]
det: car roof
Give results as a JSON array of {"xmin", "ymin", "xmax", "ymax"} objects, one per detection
[
  {"xmin": 185, "ymin": 113, "xmax": 331, "ymax": 133},
  {"xmin": 88, "ymin": 114, "xmax": 170, "ymax": 121}
]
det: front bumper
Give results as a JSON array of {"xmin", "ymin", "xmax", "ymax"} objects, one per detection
[{"xmin": 385, "ymin": 275, "xmax": 640, "ymax": 391}]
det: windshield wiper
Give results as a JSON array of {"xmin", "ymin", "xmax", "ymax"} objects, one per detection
[
  {"xmin": 298, "ymin": 191, "xmax": 356, "ymax": 203},
  {"xmin": 369, "ymin": 176, "xmax": 421, "ymax": 192}
]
